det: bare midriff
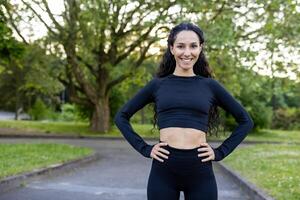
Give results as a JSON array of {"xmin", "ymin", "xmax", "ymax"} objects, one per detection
[{"xmin": 159, "ymin": 127, "xmax": 207, "ymax": 149}]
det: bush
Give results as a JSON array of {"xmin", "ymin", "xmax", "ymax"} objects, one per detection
[
  {"xmin": 28, "ymin": 98, "xmax": 54, "ymax": 120},
  {"xmin": 250, "ymin": 103, "xmax": 273, "ymax": 130},
  {"xmin": 59, "ymin": 103, "xmax": 87, "ymax": 122},
  {"xmin": 272, "ymin": 107, "xmax": 300, "ymax": 130}
]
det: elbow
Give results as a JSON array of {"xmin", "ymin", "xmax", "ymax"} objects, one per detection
[
  {"xmin": 113, "ymin": 109, "xmax": 129, "ymax": 126},
  {"xmin": 246, "ymin": 114, "xmax": 254, "ymax": 131},
  {"xmin": 237, "ymin": 111, "xmax": 254, "ymax": 131},
  {"xmin": 248, "ymin": 119, "xmax": 254, "ymax": 131},
  {"xmin": 113, "ymin": 110, "xmax": 121, "ymax": 125},
  {"xmin": 113, "ymin": 115, "xmax": 118, "ymax": 125}
]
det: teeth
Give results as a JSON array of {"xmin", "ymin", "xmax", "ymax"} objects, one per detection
[{"xmin": 182, "ymin": 58, "xmax": 192, "ymax": 61}]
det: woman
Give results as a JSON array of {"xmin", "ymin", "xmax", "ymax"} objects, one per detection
[{"xmin": 114, "ymin": 22, "xmax": 254, "ymax": 200}]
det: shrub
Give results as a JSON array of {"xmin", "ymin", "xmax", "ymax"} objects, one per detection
[
  {"xmin": 59, "ymin": 103, "xmax": 87, "ymax": 122},
  {"xmin": 28, "ymin": 98, "xmax": 53, "ymax": 120},
  {"xmin": 272, "ymin": 107, "xmax": 300, "ymax": 130}
]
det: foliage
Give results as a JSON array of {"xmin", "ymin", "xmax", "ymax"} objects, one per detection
[
  {"xmin": 1, "ymin": 0, "xmax": 300, "ymax": 131},
  {"xmin": 28, "ymin": 98, "xmax": 54, "ymax": 120},
  {"xmin": 272, "ymin": 107, "xmax": 300, "ymax": 130},
  {"xmin": 0, "ymin": 21, "xmax": 25, "ymax": 59},
  {"xmin": 0, "ymin": 20, "xmax": 64, "ymax": 113},
  {"xmin": 59, "ymin": 103, "xmax": 88, "ymax": 122}
]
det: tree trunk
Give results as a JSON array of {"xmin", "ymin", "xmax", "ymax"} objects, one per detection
[
  {"xmin": 90, "ymin": 95, "xmax": 110, "ymax": 133},
  {"xmin": 14, "ymin": 95, "xmax": 20, "ymax": 120}
]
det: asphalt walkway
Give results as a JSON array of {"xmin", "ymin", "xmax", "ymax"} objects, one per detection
[{"xmin": 0, "ymin": 138, "xmax": 250, "ymax": 200}]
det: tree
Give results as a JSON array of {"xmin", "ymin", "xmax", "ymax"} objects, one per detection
[
  {"xmin": 0, "ymin": 10, "xmax": 63, "ymax": 117},
  {"xmin": 3, "ymin": 0, "xmax": 299, "ymax": 132},
  {"xmin": 4, "ymin": 0, "xmax": 201, "ymax": 132},
  {"xmin": 0, "ymin": 18, "xmax": 26, "ymax": 119}
]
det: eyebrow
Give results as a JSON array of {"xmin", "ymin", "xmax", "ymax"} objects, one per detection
[{"xmin": 175, "ymin": 42, "xmax": 199, "ymax": 45}]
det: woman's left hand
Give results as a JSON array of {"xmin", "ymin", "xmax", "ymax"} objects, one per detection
[{"xmin": 197, "ymin": 143, "xmax": 215, "ymax": 162}]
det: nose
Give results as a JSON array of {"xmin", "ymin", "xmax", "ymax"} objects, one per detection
[{"xmin": 183, "ymin": 48, "xmax": 192, "ymax": 56}]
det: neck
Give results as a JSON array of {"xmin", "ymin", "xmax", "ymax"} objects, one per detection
[{"xmin": 173, "ymin": 69, "xmax": 196, "ymax": 77}]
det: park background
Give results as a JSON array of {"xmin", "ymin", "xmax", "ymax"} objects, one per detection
[{"xmin": 0, "ymin": 0, "xmax": 299, "ymax": 199}]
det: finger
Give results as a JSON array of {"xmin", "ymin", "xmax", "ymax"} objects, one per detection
[
  {"xmin": 158, "ymin": 142, "xmax": 168, "ymax": 146},
  {"xmin": 158, "ymin": 148, "xmax": 170, "ymax": 155},
  {"xmin": 197, "ymin": 147, "xmax": 210, "ymax": 152},
  {"xmin": 153, "ymin": 155, "xmax": 164, "ymax": 162},
  {"xmin": 156, "ymin": 151, "xmax": 169, "ymax": 159},
  {"xmin": 198, "ymin": 152, "xmax": 210, "ymax": 157},
  {"xmin": 201, "ymin": 156, "xmax": 212, "ymax": 162},
  {"xmin": 200, "ymin": 142, "xmax": 209, "ymax": 147}
]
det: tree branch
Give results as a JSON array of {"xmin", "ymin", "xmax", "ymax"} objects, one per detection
[
  {"xmin": 117, "ymin": 2, "xmax": 143, "ymax": 36},
  {"xmin": 114, "ymin": 23, "xmax": 156, "ymax": 65},
  {"xmin": 21, "ymin": 0, "xmax": 58, "ymax": 36},
  {"xmin": 41, "ymin": 0, "xmax": 64, "ymax": 32},
  {"xmin": 2, "ymin": 3, "xmax": 29, "ymax": 44},
  {"xmin": 63, "ymin": 0, "xmax": 98, "ymax": 104},
  {"xmin": 210, "ymin": 1, "xmax": 226, "ymax": 21},
  {"xmin": 134, "ymin": 39, "xmax": 156, "ymax": 68},
  {"xmin": 106, "ymin": 72, "xmax": 133, "ymax": 94},
  {"xmin": 69, "ymin": 93, "xmax": 91, "ymax": 106},
  {"xmin": 76, "ymin": 55, "xmax": 97, "ymax": 75},
  {"xmin": 57, "ymin": 76, "xmax": 85, "ymax": 95}
]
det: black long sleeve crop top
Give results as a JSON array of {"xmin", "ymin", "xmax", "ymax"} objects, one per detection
[{"xmin": 114, "ymin": 74, "xmax": 254, "ymax": 161}]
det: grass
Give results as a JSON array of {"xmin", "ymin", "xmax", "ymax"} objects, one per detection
[
  {"xmin": 0, "ymin": 120, "xmax": 98, "ymax": 136},
  {"xmin": 246, "ymin": 129, "xmax": 300, "ymax": 143},
  {"xmin": 0, "ymin": 143, "xmax": 93, "ymax": 179},
  {"xmin": 0, "ymin": 120, "xmax": 299, "ymax": 143},
  {"xmin": 0, "ymin": 120, "xmax": 160, "ymax": 137},
  {"xmin": 223, "ymin": 144, "xmax": 300, "ymax": 200}
]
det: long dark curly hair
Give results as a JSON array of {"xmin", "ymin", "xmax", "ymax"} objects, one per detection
[{"xmin": 150, "ymin": 22, "xmax": 222, "ymax": 136}]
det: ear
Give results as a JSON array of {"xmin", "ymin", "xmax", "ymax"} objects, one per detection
[
  {"xmin": 200, "ymin": 43, "xmax": 204, "ymax": 49},
  {"xmin": 170, "ymin": 45, "xmax": 174, "ymax": 55}
]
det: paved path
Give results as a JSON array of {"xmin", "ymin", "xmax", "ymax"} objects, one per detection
[
  {"xmin": 0, "ymin": 138, "xmax": 250, "ymax": 200},
  {"xmin": 0, "ymin": 111, "xmax": 29, "ymax": 120}
]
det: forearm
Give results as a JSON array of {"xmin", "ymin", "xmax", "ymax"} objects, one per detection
[
  {"xmin": 114, "ymin": 110, "xmax": 154, "ymax": 158},
  {"xmin": 213, "ymin": 113, "xmax": 254, "ymax": 161}
]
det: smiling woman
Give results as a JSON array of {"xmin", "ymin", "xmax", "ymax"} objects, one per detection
[
  {"xmin": 114, "ymin": 22, "xmax": 254, "ymax": 200},
  {"xmin": 170, "ymin": 30, "xmax": 202, "ymax": 73}
]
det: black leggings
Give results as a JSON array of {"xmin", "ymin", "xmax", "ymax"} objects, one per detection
[{"xmin": 147, "ymin": 143, "xmax": 218, "ymax": 200}]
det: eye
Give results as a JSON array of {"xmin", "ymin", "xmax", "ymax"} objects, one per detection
[
  {"xmin": 177, "ymin": 45, "xmax": 183, "ymax": 49},
  {"xmin": 191, "ymin": 44, "xmax": 198, "ymax": 48}
]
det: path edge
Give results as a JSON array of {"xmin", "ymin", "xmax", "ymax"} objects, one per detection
[
  {"xmin": 0, "ymin": 152, "xmax": 100, "ymax": 193},
  {"xmin": 215, "ymin": 161, "xmax": 275, "ymax": 200}
]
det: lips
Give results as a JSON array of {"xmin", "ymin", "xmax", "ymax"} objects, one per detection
[{"xmin": 181, "ymin": 58, "xmax": 193, "ymax": 63}]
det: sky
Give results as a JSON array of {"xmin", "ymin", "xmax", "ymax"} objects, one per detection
[{"xmin": 10, "ymin": 0, "xmax": 299, "ymax": 80}]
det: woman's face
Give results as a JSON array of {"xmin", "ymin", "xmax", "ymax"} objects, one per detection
[{"xmin": 170, "ymin": 30, "xmax": 202, "ymax": 72}]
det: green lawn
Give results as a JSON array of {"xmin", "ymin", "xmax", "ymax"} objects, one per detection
[
  {"xmin": 0, "ymin": 120, "xmax": 299, "ymax": 144},
  {"xmin": 0, "ymin": 143, "xmax": 93, "ymax": 179},
  {"xmin": 223, "ymin": 144, "xmax": 300, "ymax": 200},
  {"xmin": 246, "ymin": 129, "xmax": 300, "ymax": 143},
  {"xmin": 0, "ymin": 120, "xmax": 160, "ymax": 137},
  {"xmin": 0, "ymin": 120, "xmax": 98, "ymax": 136}
]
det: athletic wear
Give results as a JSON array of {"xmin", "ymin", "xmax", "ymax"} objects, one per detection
[
  {"xmin": 147, "ymin": 144, "xmax": 217, "ymax": 200},
  {"xmin": 114, "ymin": 73, "xmax": 254, "ymax": 161}
]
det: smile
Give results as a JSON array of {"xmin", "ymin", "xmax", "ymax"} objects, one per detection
[
  {"xmin": 180, "ymin": 58, "xmax": 193, "ymax": 63},
  {"xmin": 181, "ymin": 58, "xmax": 193, "ymax": 61}
]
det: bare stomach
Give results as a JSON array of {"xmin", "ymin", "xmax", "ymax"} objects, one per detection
[{"xmin": 159, "ymin": 127, "xmax": 207, "ymax": 149}]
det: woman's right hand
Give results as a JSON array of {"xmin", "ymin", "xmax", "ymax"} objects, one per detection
[{"xmin": 150, "ymin": 142, "xmax": 170, "ymax": 162}]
